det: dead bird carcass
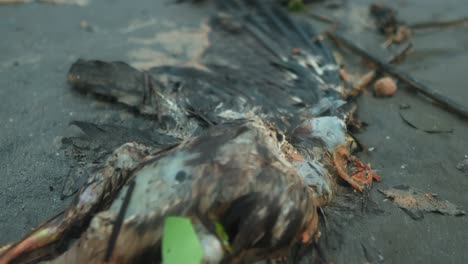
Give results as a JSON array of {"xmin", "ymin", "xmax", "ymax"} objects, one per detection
[{"xmin": 0, "ymin": 0, "xmax": 380, "ymax": 263}]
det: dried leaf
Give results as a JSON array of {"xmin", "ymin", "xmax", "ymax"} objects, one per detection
[
  {"xmin": 379, "ymin": 185, "xmax": 466, "ymax": 220},
  {"xmin": 399, "ymin": 107, "xmax": 453, "ymax": 134}
]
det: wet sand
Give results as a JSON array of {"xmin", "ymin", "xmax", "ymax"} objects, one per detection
[{"xmin": 0, "ymin": 0, "xmax": 466, "ymax": 263}]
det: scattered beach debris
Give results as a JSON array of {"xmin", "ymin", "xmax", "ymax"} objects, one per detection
[
  {"xmin": 79, "ymin": 20, "xmax": 94, "ymax": 32},
  {"xmin": 333, "ymin": 39, "xmax": 411, "ymax": 99},
  {"xmin": 368, "ymin": 4, "xmax": 468, "ymax": 45},
  {"xmin": 369, "ymin": 3, "xmax": 398, "ymax": 35},
  {"xmin": 357, "ymin": 70, "xmax": 376, "ymax": 90},
  {"xmin": 369, "ymin": 3, "xmax": 411, "ymax": 45},
  {"xmin": 342, "ymin": 70, "xmax": 376, "ymax": 98},
  {"xmin": 456, "ymin": 158, "xmax": 468, "ymax": 174},
  {"xmin": 379, "ymin": 185, "xmax": 466, "ymax": 220},
  {"xmin": 374, "ymin": 77, "xmax": 397, "ymax": 97},
  {"xmin": 328, "ymin": 33, "xmax": 468, "ymax": 119},
  {"xmin": 399, "ymin": 103, "xmax": 410, "ymax": 110},
  {"xmin": 339, "ymin": 68, "xmax": 353, "ymax": 83}
]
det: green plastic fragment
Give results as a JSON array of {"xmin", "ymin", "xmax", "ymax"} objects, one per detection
[{"xmin": 162, "ymin": 216, "xmax": 204, "ymax": 264}]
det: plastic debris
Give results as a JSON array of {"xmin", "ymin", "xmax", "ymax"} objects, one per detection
[{"xmin": 162, "ymin": 217, "xmax": 204, "ymax": 264}]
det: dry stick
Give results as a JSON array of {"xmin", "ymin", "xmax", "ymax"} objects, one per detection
[
  {"xmin": 328, "ymin": 33, "xmax": 468, "ymax": 119},
  {"xmin": 387, "ymin": 42, "xmax": 413, "ymax": 64},
  {"xmin": 410, "ymin": 17, "xmax": 468, "ymax": 29}
]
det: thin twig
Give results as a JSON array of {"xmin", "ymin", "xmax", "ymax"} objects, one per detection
[
  {"xmin": 410, "ymin": 17, "xmax": 468, "ymax": 30},
  {"xmin": 387, "ymin": 42, "xmax": 413, "ymax": 64},
  {"xmin": 328, "ymin": 32, "xmax": 468, "ymax": 119},
  {"xmin": 104, "ymin": 180, "xmax": 136, "ymax": 262}
]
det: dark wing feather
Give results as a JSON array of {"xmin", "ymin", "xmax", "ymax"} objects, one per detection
[
  {"xmin": 67, "ymin": 0, "xmax": 344, "ymax": 135},
  {"xmin": 60, "ymin": 121, "xmax": 179, "ymax": 199}
]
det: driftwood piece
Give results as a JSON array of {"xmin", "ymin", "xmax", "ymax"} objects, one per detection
[
  {"xmin": 387, "ymin": 42, "xmax": 413, "ymax": 64},
  {"xmin": 410, "ymin": 17, "xmax": 468, "ymax": 30}
]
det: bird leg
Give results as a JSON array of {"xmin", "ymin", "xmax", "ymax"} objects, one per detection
[{"xmin": 332, "ymin": 145, "xmax": 381, "ymax": 192}]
